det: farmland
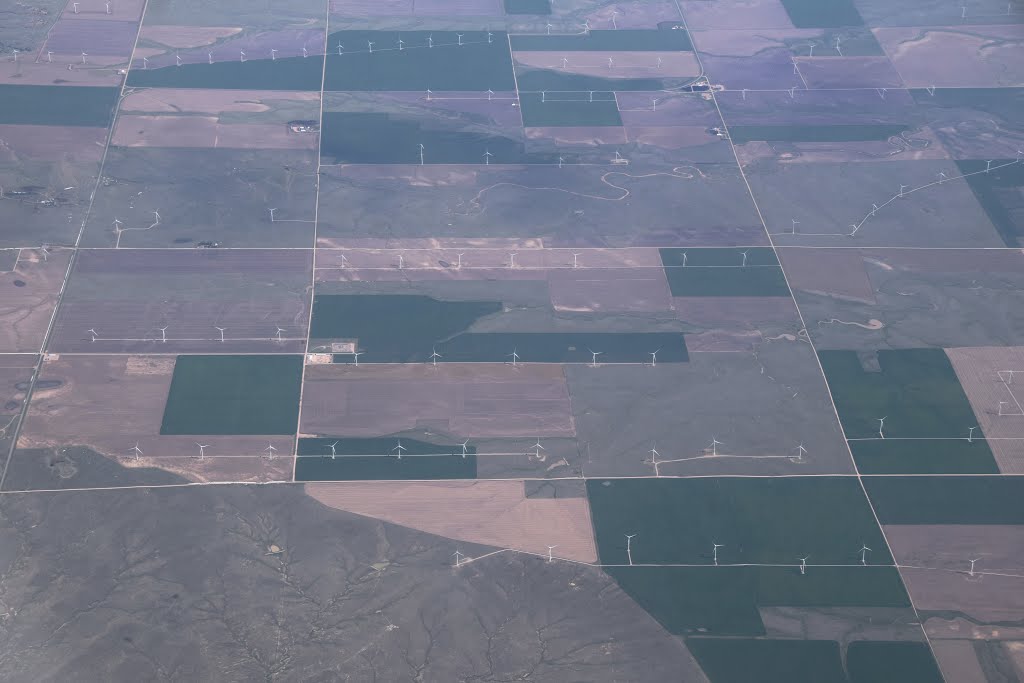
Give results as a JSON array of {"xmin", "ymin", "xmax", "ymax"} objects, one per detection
[{"xmin": 0, "ymin": 0, "xmax": 1018, "ymax": 679}]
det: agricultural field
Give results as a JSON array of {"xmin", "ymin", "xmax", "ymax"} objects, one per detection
[{"xmin": 0, "ymin": 0, "xmax": 1019, "ymax": 679}]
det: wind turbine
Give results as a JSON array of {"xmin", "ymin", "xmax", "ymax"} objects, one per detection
[
  {"xmin": 328, "ymin": 441, "xmax": 339, "ymax": 459},
  {"xmin": 547, "ymin": 545, "xmax": 557, "ymax": 562},
  {"xmin": 859, "ymin": 544, "xmax": 871, "ymax": 566},
  {"xmin": 275, "ymin": 326, "xmax": 286, "ymax": 342},
  {"xmin": 740, "ymin": 249, "xmax": 749, "ymax": 267},
  {"xmin": 87, "ymin": 328, "xmax": 98, "ymax": 342},
  {"xmin": 152, "ymin": 209, "xmax": 160, "ymax": 224},
  {"xmin": 508, "ymin": 347, "xmax": 520, "ymax": 366},
  {"xmin": 393, "ymin": 440, "xmax": 406, "ymax": 459},
  {"xmin": 794, "ymin": 443, "xmax": 807, "ymax": 461},
  {"xmin": 452, "ymin": 550, "xmax": 464, "ymax": 567},
  {"xmin": 649, "ymin": 349, "xmax": 660, "ymax": 367},
  {"xmin": 196, "ymin": 443, "xmax": 209, "ymax": 460},
  {"xmin": 459, "ymin": 440, "xmax": 470, "ymax": 458},
  {"xmin": 709, "ymin": 437, "xmax": 722, "ymax": 457},
  {"xmin": 878, "ymin": 416, "xmax": 887, "ymax": 439},
  {"xmin": 530, "ymin": 438, "xmax": 545, "ymax": 458},
  {"xmin": 130, "ymin": 442, "xmax": 143, "ymax": 460},
  {"xmin": 269, "ymin": 207, "xmax": 277, "ymax": 222},
  {"xmin": 625, "ymin": 534, "xmax": 637, "ymax": 566},
  {"xmin": 158, "ymin": 326, "xmax": 168, "ymax": 343},
  {"xmin": 572, "ymin": 252, "xmax": 580, "ymax": 268},
  {"xmin": 264, "ymin": 443, "xmax": 277, "ymax": 459},
  {"xmin": 588, "ymin": 349, "xmax": 603, "ymax": 367},
  {"xmin": 798, "ymin": 556, "xmax": 808, "ymax": 575},
  {"xmin": 351, "ymin": 350, "xmax": 363, "ymax": 366},
  {"xmin": 968, "ymin": 558, "xmax": 981, "ymax": 578},
  {"xmin": 215, "ymin": 326, "xmax": 226, "ymax": 342},
  {"xmin": 429, "ymin": 347, "xmax": 441, "ymax": 366},
  {"xmin": 713, "ymin": 542, "xmax": 724, "ymax": 566},
  {"xmin": 483, "ymin": 149, "xmax": 493, "ymax": 165}
]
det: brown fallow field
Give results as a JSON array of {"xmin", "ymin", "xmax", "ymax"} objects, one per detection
[
  {"xmin": 306, "ymin": 480, "xmax": 597, "ymax": 563},
  {"xmin": 113, "ymin": 89, "xmax": 321, "ymax": 150},
  {"xmin": 300, "ymin": 363, "xmax": 576, "ymax": 439},
  {"xmin": 16, "ymin": 354, "xmax": 293, "ymax": 483},
  {"xmin": 0, "ymin": 248, "xmax": 72, "ymax": 353}
]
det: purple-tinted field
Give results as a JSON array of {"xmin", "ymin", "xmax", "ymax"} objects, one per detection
[
  {"xmin": 0, "ymin": 60, "xmax": 124, "ymax": 86},
  {"xmin": 48, "ymin": 249, "xmax": 312, "ymax": 353},
  {"xmin": 0, "ymin": 124, "xmax": 107, "ymax": 162},
  {"xmin": 616, "ymin": 91, "xmax": 720, "ymax": 127},
  {"xmin": 548, "ymin": 267, "xmax": 673, "ymax": 312},
  {"xmin": 679, "ymin": 0, "xmax": 794, "ymax": 30},
  {"xmin": 43, "ymin": 19, "xmax": 139, "ymax": 58},
  {"xmin": 874, "ymin": 25, "xmax": 1024, "ymax": 88},
  {"xmin": 359, "ymin": 91, "xmax": 524, "ymax": 128},
  {"xmin": 700, "ymin": 52, "xmax": 805, "ymax": 90},
  {"xmin": 317, "ymin": 163, "xmax": 767, "ymax": 248},
  {"xmin": 672, "ymin": 296, "xmax": 799, "ymax": 328},
  {"xmin": 329, "ymin": 0, "xmax": 501, "ymax": 15},
  {"xmin": 60, "ymin": 0, "xmax": 145, "ymax": 21},
  {"xmin": 583, "ymin": 1, "xmax": 682, "ymax": 29},
  {"xmin": 141, "ymin": 29, "xmax": 326, "ymax": 67},
  {"xmin": 796, "ymin": 57, "xmax": 905, "ymax": 90},
  {"xmin": 717, "ymin": 87, "xmax": 919, "ymax": 125},
  {"xmin": 524, "ymin": 126, "xmax": 628, "ymax": 146}
]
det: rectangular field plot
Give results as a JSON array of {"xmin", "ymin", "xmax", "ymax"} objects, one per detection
[
  {"xmin": 127, "ymin": 56, "xmax": 325, "ymax": 91},
  {"xmin": 48, "ymin": 249, "xmax": 312, "ymax": 353},
  {"xmin": 819, "ymin": 347, "xmax": 990, "ymax": 440},
  {"xmin": 80, "ymin": 147, "xmax": 318, "ymax": 248},
  {"xmin": 518, "ymin": 92, "xmax": 622, "ymax": 127},
  {"xmin": 316, "ymin": 162, "xmax": 767, "ymax": 247},
  {"xmin": 750, "ymin": 160, "xmax": 1006, "ymax": 248},
  {"xmin": 295, "ymin": 453, "xmax": 477, "ymax": 481},
  {"xmin": 780, "ymin": 0, "xmax": 863, "ymax": 27},
  {"xmin": 160, "ymin": 355, "xmax": 303, "ymax": 435},
  {"xmin": 568, "ymin": 345, "xmax": 853, "ymax": 477},
  {"xmin": 910, "ymin": 88, "xmax": 1024, "ymax": 161},
  {"xmin": 112, "ymin": 89, "xmax": 321, "ymax": 150},
  {"xmin": 310, "ymin": 293, "xmax": 688, "ymax": 363},
  {"xmin": 660, "ymin": 247, "xmax": 791, "ymax": 297},
  {"xmin": 874, "ymin": 25, "xmax": 1024, "ymax": 88},
  {"xmin": 0, "ymin": 85, "xmax": 120, "ymax": 127},
  {"xmin": 0, "ymin": 248, "xmax": 72, "ymax": 353},
  {"xmin": 606, "ymin": 565, "xmax": 911, "ymax": 638},
  {"xmin": 510, "ymin": 29, "xmax": 693, "ymax": 51},
  {"xmin": 587, "ymin": 477, "xmax": 890, "ymax": 565},
  {"xmin": 8, "ymin": 354, "xmax": 293, "ymax": 490},
  {"xmin": 299, "ymin": 363, "xmax": 576, "ymax": 439},
  {"xmin": 728, "ymin": 124, "xmax": 912, "ymax": 144},
  {"xmin": 864, "ymin": 476, "xmax": 1024, "ymax": 525},
  {"xmin": 958, "ymin": 158, "xmax": 1024, "ymax": 247},
  {"xmin": 323, "ymin": 31, "xmax": 515, "ymax": 91},
  {"xmin": 139, "ymin": 0, "xmax": 324, "ymax": 28},
  {"xmin": 782, "ymin": 248, "xmax": 1024, "ymax": 350}
]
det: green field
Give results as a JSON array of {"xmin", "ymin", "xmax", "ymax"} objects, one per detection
[
  {"xmin": 319, "ymin": 112, "xmax": 544, "ymax": 164},
  {"xmin": 659, "ymin": 247, "xmax": 790, "ymax": 297},
  {"xmin": 688, "ymin": 638, "xmax": 847, "ymax": 683},
  {"xmin": 728, "ymin": 124, "xmax": 910, "ymax": 144},
  {"xmin": 0, "ymin": 85, "xmax": 120, "ymax": 127},
  {"xmin": 312, "ymin": 294, "xmax": 688, "ymax": 363},
  {"xmin": 780, "ymin": 0, "xmax": 864, "ymax": 27},
  {"xmin": 160, "ymin": 355, "xmax": 303, "ymax": 435},
  {"xmin": 607, "ymin": 566, "xmax": 910, "ymax": 636},
  {"xmin": 310, "ymin": 294, "xmax": 501, "ymax": 347},
  {"xmin": 865, "ymin": 476, "xmax": 1024, "ymax": 524},
  {"xmin": 511, "ymin": 29, "xmax": 692, "ymax": 52},
  {"xmin": 518, "ymin": 92, "xmax": 622, "ymax": 127},
  {"xmin": 819, "ymin": 349, "xmax": 984, "ymax": 440},
  {"xmin": 323, "ymin": 31, "xmax": 515, "ymax": 91},
  {"xmin": 847, "ymin": 641, "xmax": 943, "ymax": 683},
  {"xmin": 294, "ymin": 455, "xmax": 476, "ymax": 481},
  {"xmin": 126, "ymin": 57, "xmax": 324, "ymax": 91},
  {"xmin": 515, "ymin": 68, "xmax": 668, "ymax": 93},
  {"xmin": 849, "ymin": 439, "xmax": 998, "ymax": 474},
  {"xmin": 587, "ymin": 478, "xmax": 892, "ymax": 566},
  {"xmin": 957, "ymin": 158, "xmax": 1024, "ymax": 247}
]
